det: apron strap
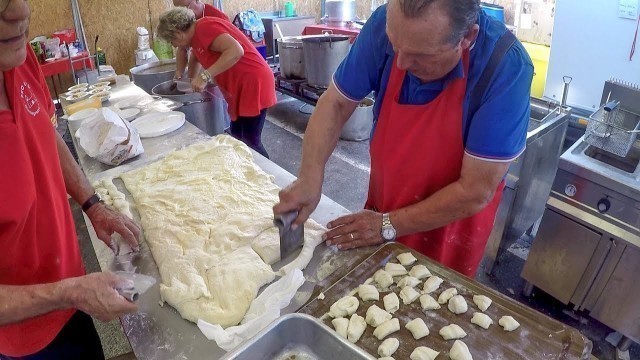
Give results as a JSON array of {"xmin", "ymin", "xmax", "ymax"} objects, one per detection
[{"xmin": 466, "ymin": 30, "xmax": 518, "ymax": 145}]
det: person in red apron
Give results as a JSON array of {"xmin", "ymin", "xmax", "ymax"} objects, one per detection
[
  {"xmin": 275, "ymin": 0, "xmax": 533, "ymax": 277},
  {"xmin": 172, "ymin": 0, "xmax": 229, "ymax": 83},
  {"xmin": 0, "ymin": 1, "xmax": 141, "ymax": 358},
  {"xmin": 158, "ymin": 7, "xmax": 276, "ymax": 158}
]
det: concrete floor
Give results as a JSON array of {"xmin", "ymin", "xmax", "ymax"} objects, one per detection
[{"xmin": 63, "ymin": 93, "xmax": 638, "ymax": 359}]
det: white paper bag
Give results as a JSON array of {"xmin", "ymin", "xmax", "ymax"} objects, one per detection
[
  {"xmin": 79, "ymin": 108, "xmax": 144, "ymax": 165},
  {"xmin": 197, "ymin": 269, "xmax": 305, "ymax": 351}
]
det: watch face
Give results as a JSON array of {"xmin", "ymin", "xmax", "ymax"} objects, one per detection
[{"xmin": 382, "ymin": 227, "xmax": 396, "ymax": 240}]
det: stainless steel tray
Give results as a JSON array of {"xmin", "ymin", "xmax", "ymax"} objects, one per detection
[{"xmin": 220, "ymin": 314, "xmax": 375, "ymax": 360}]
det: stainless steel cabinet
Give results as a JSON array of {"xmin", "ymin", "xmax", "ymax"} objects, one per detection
[
  {"xmin": 261, "ymin": 16, "xmax": 316, "ymax": 57},
  {"xmin": 521, "ymin": 208, "xmax": 601, "ymax": 304}
]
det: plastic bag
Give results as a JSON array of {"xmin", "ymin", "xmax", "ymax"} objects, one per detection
[{"xmin": 78, "ymin": 107, "xmax": 144, "ymax": 166}]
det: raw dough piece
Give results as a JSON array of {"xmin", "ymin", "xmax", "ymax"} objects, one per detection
[
  {"xmin": 409, "ymin": 265, "xmax": 431, "ymax": 280},
  {"xmin": 385, "ymin": 262, "xmax": 408, "ymax": 276},
  {"xmin": 420, "ymin": 294, "xmax": 441, "ymax": 310},
  {"xmin": 378, "ymin": 338, "xmax": 400, "ymax": 357},
  {"xmin": 471, "ymin": 312, "xmax": 493, "ymax": 329},
  {"xmin": 439, "ymin": 324, "xmax": 467, "ymax": 340},
  {"xmin": 448, "ymin": 295, "xmax": 468, "ymax": 314},
  {"xmin": 329, "ymin": 296, "xmax": 360, "ymax": 318},
  {"xmin": 347, "ymin": 314, "xmax": 367, "ymax": 343},
  {"xmin": 120, "ymin": 137, "xmax": 328, "ymax": 327},
  {"xmin": 101, "ymin": 194, "xmax": 113, "ymax": 206},
  {"xmin": 438, "ymin": 288, "xmax": 458, "ymax": 304},
  {"xmin": 396, "ymin": 252, "xmax": 417, "ymax": 266},
  {"xmin": 405, "ymin": 318, "xmax": 429, "ymax": 339},
  {"xmin": 450, "ymin": 340, "xmax": 473, "ymax": 360},
  {"xmin": 398, "ymin": 276, "xmax": 421, "ymax": 288},
  {"xmin": 422, "ymin": 276, "xmax": 444, "ymax": 293},
  {"xmin": 410, "ymin": 346, "xmax": 440, "ymax": 360},
  {"xmin": 373, "ymin": 318, "xmax": 400, "ymax": 340},
  {"xmin": 473, "ymin": 295, "xmax": 492, "ymax": 312},
  {"xmin": 332, "ymin": 317, "xmax": 349, "ymax": 338},
  {"xmin": 400, "ymin": 286, "xmax": 421, "ymax": 304},
  {"xmin": 374, "ymin": 269, "xmax": 394, "ymax": 288},
  {"xmin": 317, "ymin": 292, "xmax": 325, "ymax": 300},
  {"xmin": 358, "ymin": 284, "xmax": 380, "ymax": 301},
  {"xmin": 383, "ymin": 292, "xmax": 400, "ymax": 314},
  {"xmin": 499, "ymin": 316, "xmax": 520, "ymax": 331},
  {"xmin": 366, "ymin": 304, "xmax": 392, "ymax": 327}
]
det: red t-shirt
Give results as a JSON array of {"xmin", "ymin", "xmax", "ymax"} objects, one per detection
[
  {"xmin": 191, "ymin": 17, "xmax": 276, "ymax": 120},
  {"xmin": 0, "ymin": 46, "xmax": 85, "ymax": 357},
  {"xmin": 203, "ymin": 3, "xmax": 229, "ymax": 21}
]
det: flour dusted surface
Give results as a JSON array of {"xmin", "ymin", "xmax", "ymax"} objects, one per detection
[{"xmin": 121, "ymin": 136, "xmax": 325, "ymax": 327}]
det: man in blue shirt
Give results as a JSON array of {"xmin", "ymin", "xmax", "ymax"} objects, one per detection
[{"xmin": 275, "ymin": 0, "xmax": 533, "ymax": 276}]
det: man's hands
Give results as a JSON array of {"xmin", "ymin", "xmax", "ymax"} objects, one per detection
[
  {"xmin": 323, "ymin": 210, "xmax": 384, "ymax": 250},
  {"xmin": 86, "ymin": 203, "xmax": 140, "ymax": 252},
  {"xmin": 61, "ymin": 273, "xmax": 138, "ymax": 322}
]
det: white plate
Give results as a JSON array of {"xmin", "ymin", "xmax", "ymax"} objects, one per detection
[
  {"xmin": 118, "ymin": 108, "xmax": 141, "ymax": 121},
  {"xmin": 131, "ymin": 111, "xmax": 185, "ymax": 138},
  {"xmin": 68, "ymin": 83, "xmax": 88, "ymax": 91},
  {"xmin": 68, "ymin": 108, "xmax": 99, "ymax": 123}
]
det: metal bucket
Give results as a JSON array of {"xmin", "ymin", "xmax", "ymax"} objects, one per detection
[
  {"xmin": 302, "ymin": 35, "xmax": 350, "ymax": 88},
  {"xmin": 130, "ymin": 60, "xmax": 177, "ymax": 95},
  {"xmin": 341, "ymin": 98, "xmax": 374, "ymax": 141},
  {"xmin": 277, "ymin": 37, "xmax": 305, "ymax": 80},
  {"xmin": 323, "ymin": 0, "xmax": 356, "ymax": 26},
  {"xmin": 152, "ymin": 80, "xmax": 230, "ymax": 136}
]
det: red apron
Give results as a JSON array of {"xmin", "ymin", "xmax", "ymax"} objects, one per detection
[{"xmin": 365, "ymin": 51, "xmax": 504, "ymax": 277}]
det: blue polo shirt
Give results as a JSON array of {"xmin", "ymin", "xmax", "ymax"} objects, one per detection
[{"xmin": 333, "ymin": 6, "xmax": 534, "ymax": 161}]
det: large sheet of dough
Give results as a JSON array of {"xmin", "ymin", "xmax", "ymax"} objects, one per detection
[{"xmin": 120, "ymin": 136, "xmax": 325, "ymax": 327}]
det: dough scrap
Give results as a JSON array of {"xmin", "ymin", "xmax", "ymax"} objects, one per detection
[
  {"xmin": 450, "ymin": 340, "xmax": 473, "ymax": 360},
  {"xmin": 332, "ymin": 317, "xmax": 349, "ymax": 338},
  {"xmin": 499, "ymin": 315, "xmax": 520, "ymax": 331},
  {"xmin": 410, "ymin": 346, "xmax": 440, "ymax": 360},
  {"xmin": 366, "ymin": 304, "xmax": 392, "ymax": 327},
  {"xmin": 329, "ymin": 296, "xmax": 360, "ymax": 318},
  {"xmin": 438, "ymin": 287, "xmax": 458, "ymax": 304},
  {"xmin": 385, "ymin": 262, "xmax": 408, "ymax": 276},
  {"xmin": 419, "ymin": 294, "xmax": 441, "ymax": 310},
  {"xmin": 409, "ymin": 265, "xmax": 431, "ymax": 280},
  {"xmin": 373, "ymin": 318, "xmax": 400, "ymax": 340},
  {"xmin": 406, "ymin": 318, "xmax": 429, "ymax": 339},
  {"xmin": 378, "ymin": 338, "xmax": 399, "ymax": 357},
  {"xmin": 422, "ymin": 276, "xmax": 444, "ymax": 293},
  {"xmin": 448, "ymin": 295, "xmax": 468, "ymax": 314},
  {"xmin": 383, "ymin": 292, "xmax": 400, "ymax": 314},
  {"xmin": 396, "ymin": 252, "xmax": 417, "ymax": 266},
  {"xmin": 471, "ymin": 312, "xmax": 493, "ymax": 329},
  {"xmin": 374, "ymin": 269, "xmax": 394, "ymax": 289},
  {"xmin": 120, "ymin": 136, "xmax": 326, "ymax": 327},
  {"xmin": 358, "ymin": 284, "xmax": 380, "ymax": 302},
  {"xmin": 347, "ymin": 313, "xmax": 366, "ymax": 343},
  {"xmin": 473, "ymin": 295, "xmax": 492, "ymax": 312},
  {"xmin": 397, "ymin": 276, "xmax": 421, "ymax": 288},
  {"xmin": 400, "ymin": 286, "xmax": 420, "ymax": 305},
  {"xmin": 439, "ymin": 324, "xmax": 467, "ymax": 340}
]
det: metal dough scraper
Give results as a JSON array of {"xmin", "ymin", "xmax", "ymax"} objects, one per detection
[{"xmin": 274, "ymin": 211, "xmax": 305, "ymax": 261}]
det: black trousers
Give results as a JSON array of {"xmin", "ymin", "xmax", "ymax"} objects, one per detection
[
  {"xmin": 230, "ymin": 109, "xmax": 270, "ymax": 159},
  {"xmin": 0, "ymin": 311, "xmax": 104, "ymax": 360}
]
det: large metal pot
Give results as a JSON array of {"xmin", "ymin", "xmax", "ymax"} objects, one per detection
[
  {"xmin": 323, "ymin": 0, "xmax": 356, "ymax": 26},
  {"xmin": 277, "ymin": 37, "xmax": 305, "ymax": 80},
  {"xmin": 341, "ymin": 98, "xmax": 374, "ymax": 141},
  {"xmin": 302, "ymin": 35, "xmax": 350, "ymax": 88},
  {"xmin": 130, "ymin": 60, "xmax": 177, "ymax": 94},
  {"xmin": 152, "ymin": 80, "xmax": 230, "ymax": 136}
]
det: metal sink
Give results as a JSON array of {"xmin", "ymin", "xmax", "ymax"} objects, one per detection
[{"xmin": 584, "ymin": 145, "xmax": 640, "ymax": 174}]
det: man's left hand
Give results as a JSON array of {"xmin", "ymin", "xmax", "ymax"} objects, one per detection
[
  {"xmin": 87, "ymin": 203, "xmax": 141, "ymax": 252},
  {"xmin": 323, "ymin": 210, "xmax": 384, "ymax": 250}
]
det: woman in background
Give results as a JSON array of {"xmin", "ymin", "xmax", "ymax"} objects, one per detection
[{"xmin": 158, "ymin": 7, "xmax": 276, "ymax": 158}]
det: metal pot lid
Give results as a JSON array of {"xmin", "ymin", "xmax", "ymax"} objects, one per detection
[{"xmin": 301, "ymin": 35, "xmax": 350, "ymax": 43}]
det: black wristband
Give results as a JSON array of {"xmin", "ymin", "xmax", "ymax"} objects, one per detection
[{"xmin": 82, "ymin": 193, "xmax": 103, "ymax": 212}]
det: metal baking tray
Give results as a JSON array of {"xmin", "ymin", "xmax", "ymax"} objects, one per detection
[
  {"xmin": 221, "ymin": 313, "xmax": 375, "ymax": 360},
  {"xmin": 300, "ymin": 242, "xmax": 593, "ymax": 360}
]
